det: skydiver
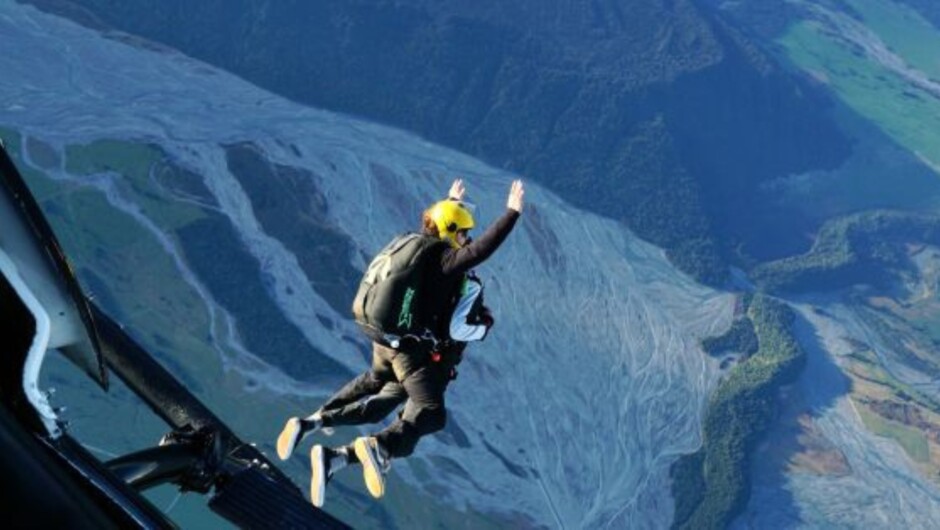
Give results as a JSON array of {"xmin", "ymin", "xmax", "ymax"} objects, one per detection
[{"xmin": 276, "ymin": 178, "xmax": 524, "ymax": 507}]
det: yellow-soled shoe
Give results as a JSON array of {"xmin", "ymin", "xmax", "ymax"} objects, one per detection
[
  {"xmin": 276, "ymin": 417, "xmax": 302, "ymax": 461},
  {"xmin": 353, "ymin": 436, "xmax": 389, "ymax": 499},
  {"xmin": 310, "ymin": 445, "xmax": 327, "ymax": 507}
]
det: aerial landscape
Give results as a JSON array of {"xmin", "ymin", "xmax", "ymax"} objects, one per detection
[{"xmin": 4, "ymin": 0, "xmax": 940, "ymax": 528}]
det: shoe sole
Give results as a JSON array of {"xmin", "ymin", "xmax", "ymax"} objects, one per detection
[
  {"xmin": 276, "ymin": 418, "xmax": 301, "ymax": 461},
  {"xmin": 310, "ymin": 445, "xmax": 326, "ymax": 508},
  {"xmin": 354, "ymin": 438, "xmax": 385, "ymax": 499}
]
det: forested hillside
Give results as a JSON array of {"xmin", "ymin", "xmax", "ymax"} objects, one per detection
[{"xmin": 25, "ymin": 0, "xmax": 853, "ymax": 284}]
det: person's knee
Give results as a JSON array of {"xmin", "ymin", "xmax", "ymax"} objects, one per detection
[
  {"xmin": 365, "ymin": 370, "xmax": 385, "ymax": 388},
  {"xmin": 413, "ymin": 405, "xmax": 447, "ymax": 435}
]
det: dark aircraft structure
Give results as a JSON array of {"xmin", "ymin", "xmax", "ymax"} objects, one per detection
[{"xmin": 0, "ymin": 141, "xmax": 349, "ymax": 529}]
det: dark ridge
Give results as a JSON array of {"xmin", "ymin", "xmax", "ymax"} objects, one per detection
[
  {"xmin": 481, "ymin": 438, "xmax": 529, "ymax": 479},
  {"xmin": 435, "ymin": 416, "xmax": 472, "ymax": 448},
  {"xmin": 175, "ymin": 213, "xmax": 351, "ymax": 382},
  {"xmin": 223, "ymin": 142, "xmax": 361, "ymax": 317},
  {"xmin": 427, "ymin": 455, "xmax": 474, "ymax": 484},
  {"xmin": 316, "ymin": 315, "xmax": 334, "ymax": 331},
  {"xmin": 25, "ymin": 136, "xmax": 60, "ymax": 170},
  {"xmin": 751, "ymin": 211, "xmax": 940, "ymax": 294},
  {"xmin": 523, "ymin": 203, "xmax": 566, "ymax": 275}
]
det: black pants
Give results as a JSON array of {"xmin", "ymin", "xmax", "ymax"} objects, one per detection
[{"xmin": 319, "ymin": 342, "xmax": 450, "ymax": 459}]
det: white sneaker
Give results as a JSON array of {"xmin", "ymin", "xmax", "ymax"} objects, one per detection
[
  {"xmin": 276, "ymin": 417, "xmax": 303, "ymax": 461},
  {"xmin": 310, "ymin": 445, "xmax": 328, "ymax": 507},
  {"xmin": 353, "ymin": 436, "xmax": 390, "ymax": 499},
  {"xmin": 309, "ymin": 445, "xmax": 348, "ymax": 508},
  {"xmin": 278, "ymin": 411, "xmax": 335, "ymax": 460}
]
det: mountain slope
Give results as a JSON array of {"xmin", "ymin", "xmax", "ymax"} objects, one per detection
[
  {"xmin": 0, "ymin": 4, "xmax": 732, "ymax": 527},
  {"xmin": 25, "ymin": 0, "xmax": 854, "ymax": 283}
]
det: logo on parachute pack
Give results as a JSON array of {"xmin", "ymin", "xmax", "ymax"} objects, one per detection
[{"xmin": 397, "ymin": 287, "xmax": 416, "ymax": 329}]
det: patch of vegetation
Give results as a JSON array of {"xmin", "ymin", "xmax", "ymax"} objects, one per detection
[
  {"xmin": 0, "ymin": 126, "xmax": 19, "ymax": 150},
  {"xmin": 751, "ymin": 211, "xmax": 940, "ymax": 294},
  {"xmin": 857, "ymin": 305, "xmax": 940, "ymax": 378},
  {"xmin": 844, "ymin": 0, "xmax": 940, "ymax": 80},
  {"xmin": 40, "ymin": 187, "xmax": 222, "ymax": 367},
  {"xmin": 65, "ymin": 139, "xmax": 208, "ymax": 229},
  {"xmin": 0, "ymin": 128, "xmax": 67, "ymax": 201},
  {"xmin": 66, "ymin": 139, "xmax": 159, "ymax": 173},
  {"xmin": 672, "ymin": 295, "xmax": 806, "ymax": 530},
  {"xmin": 26, "ymin": 136, "xmax": 61, "ymax": 169},
  {"xmin": 701, "ymin": 318, "xmax": 759, "ymax": 358},
  {"xmin": 847, "ymin": 346, "xmax": 940, "ymax": 412},
  {"xmin": 857, "ymin": 404, "xmax": 930, "ymax": 462}
]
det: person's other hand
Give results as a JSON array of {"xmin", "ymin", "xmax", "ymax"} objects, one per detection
[
  {"xmin": 480, "ymin": 307, "xmax": 495, "ymax": 340},
  {"xmin": 449, "ymin": 178, "xmax": 466, "ymax": 201},
  {"xmin": 480, "ymin": 308, "xmax": 495, "ymax": 330},
  {"xmin": 507, "ymin": 180, "xmax": 524, "ymax": 213}
]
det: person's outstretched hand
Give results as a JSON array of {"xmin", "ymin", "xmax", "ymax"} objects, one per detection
[
  {"xmin": 507, "ymin": 180, "xmax": 524, "ymax": 213},
  {"xmin": 449, "ymin": 178, "xmax": 466, "ymax": 201}
]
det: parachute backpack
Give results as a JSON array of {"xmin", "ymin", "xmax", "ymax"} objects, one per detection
[{"xmin": 352, "ymin": 233, "xmax": 446, "ymax": 346}]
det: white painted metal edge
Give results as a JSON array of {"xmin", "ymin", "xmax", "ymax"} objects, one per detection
[{"xmin": 0, "ymin": 246, "xmax": 60, "ymax": 437}]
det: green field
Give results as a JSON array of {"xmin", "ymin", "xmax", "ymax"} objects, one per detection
[
  {"xmin": 858, "ymin": 404, "xmax": 930, "ymax": 462},
  {"xmin": 0, "ymin": 126, "xmax": 17, "ymax": 149},
  {"xmin": 845, "ymin": 0, "xmax": 940, "ymax": 80},
  {"xmin": 65, "ymin": 140, "xmax": 207, "ymax": 229},
  {"xmin": 38, "ymin": 182, "xmax": 217, "ymax": 370},
  {"xmin": 0, "ymin": 127, "xmax": 71, "ymax": 201},
  {"xmin": 779, "ymin": 10, "xmax": 940, "ymax": 170}
]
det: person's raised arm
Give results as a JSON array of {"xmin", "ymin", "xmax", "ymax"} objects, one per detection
[{"xmin": 441, "ymin": 180, "xmax": 524, "ymax": 275}]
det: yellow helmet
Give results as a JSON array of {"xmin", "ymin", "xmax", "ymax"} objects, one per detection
[{"xmin": 427, "ymin": 200, "xmax": 475, "ymax": 248}]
